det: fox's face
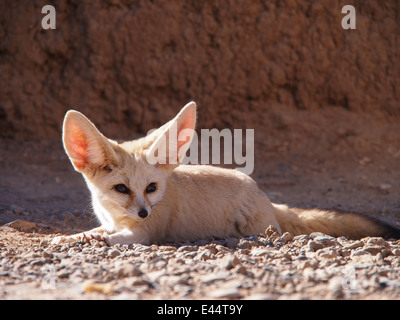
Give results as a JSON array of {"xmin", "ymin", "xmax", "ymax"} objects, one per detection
[
  {"xmin": 62, "ymin": 102, "xmax": 196, "ymax": 228},
  {"xmin": 83, "ymin": 149, "xmax": 169, "ymax": 223}
]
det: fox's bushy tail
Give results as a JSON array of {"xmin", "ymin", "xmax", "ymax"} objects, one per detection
[{"xmin": 273, "ymin": 204, "xmax": 400, "ymax": 239}]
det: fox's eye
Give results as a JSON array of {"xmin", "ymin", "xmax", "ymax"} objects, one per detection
[
  {"xmin": 145, "ymin": 182, "xmax": 157, "ymax": 194},
  {"xmin": 114, "ymin": 184, "xmax": 130, "ymax": 194}
]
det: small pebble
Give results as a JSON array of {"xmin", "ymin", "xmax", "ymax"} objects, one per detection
[
  {"xmin": 108, "ymin": 249, "xmax": 121, "ymax": 258},
  {"xmin": 209, "ymin": 288, "xmax": 241, "ymax": 299}
]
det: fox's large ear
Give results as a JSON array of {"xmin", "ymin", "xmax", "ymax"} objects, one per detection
[
  {"xmin": 62, "ymin": 110, "xmax": 117, "ymax": 173},
  {"xmin": 146, "ymin": 101, "xmax": 197, "ymax": 167}
]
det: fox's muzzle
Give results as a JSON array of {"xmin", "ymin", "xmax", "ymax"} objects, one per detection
[{"xmin": 138, "ymin": 208, "xmax": 148, "ymax": 219}]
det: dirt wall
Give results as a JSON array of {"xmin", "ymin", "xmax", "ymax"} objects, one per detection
[{"xmin": 0, "ymin": 0, "xmax": 399, "ymax": 141}]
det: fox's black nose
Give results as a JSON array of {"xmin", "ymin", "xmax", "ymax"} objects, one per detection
[{"xmin": 138, "ymin": 208, "xmax": 148, "ymax": 219}]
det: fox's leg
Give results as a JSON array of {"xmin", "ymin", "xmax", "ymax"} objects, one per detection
[
  {"xmin": 62, "ymin": 228, "xmax": 149, "ymax": 246},
  {"xmin": 106, "ymin": 228, "xmax": 150, "ymax": 246},
  {"xmin": 51, "ymin": 226, "xmax": 111, "ymax": 245},
  {"xmin": 52, "ymin": 227, "xmax": 148, "ymax": 246}
]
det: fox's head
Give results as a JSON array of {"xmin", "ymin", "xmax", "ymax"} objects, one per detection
[{"xmin": 62, "ymin": 102, "xmax": 196, "ymax": 228}]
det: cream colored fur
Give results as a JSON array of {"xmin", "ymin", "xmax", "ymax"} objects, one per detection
[
  {"xmin": 53, "ymin": 102, "xmax": 395, "ymax": 245},
  {"xmin": 272, "ymin": 204, "xmax": 388, "ymax": 239}
]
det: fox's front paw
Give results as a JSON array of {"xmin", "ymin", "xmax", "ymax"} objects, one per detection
[
  {"xmin": 82, "ymin": 232, "xmax": 110, "ymax": 246},
  {"xmin": 51, "ymin": 232, "xmax": 110, "ymax": 246}
]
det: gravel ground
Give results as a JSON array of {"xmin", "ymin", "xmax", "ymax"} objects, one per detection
[
  {"xmin": 1, "ymin": 139, "xmax": 400, "ymax": 300},
  {"xmin": 1, "ymin": 222, "xmax": 400, "ymax": 300}
]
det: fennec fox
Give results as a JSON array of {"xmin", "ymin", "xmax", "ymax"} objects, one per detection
[{"xmin": 53, "ymin": 102, "xmax": 400, "ymax": 245}]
